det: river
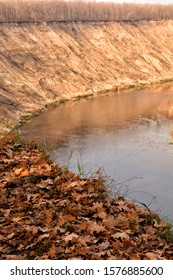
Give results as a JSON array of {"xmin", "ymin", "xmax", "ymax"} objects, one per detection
[{"xmin": 21, "ymin": 87, "xmax": 173, "ymax": 220}]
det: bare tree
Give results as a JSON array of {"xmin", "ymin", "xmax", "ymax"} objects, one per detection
[{"xmin": 1, "ymin": 0, "xmax": 173, "ymax": 23}]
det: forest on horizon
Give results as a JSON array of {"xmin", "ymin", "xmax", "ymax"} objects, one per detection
[{"xmin": 1, "ymin": 0, "xmax": 173, "ymax": 22}]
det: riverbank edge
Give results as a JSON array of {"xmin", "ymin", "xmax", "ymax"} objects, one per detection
[
  {"xmin": 1, "ymin": 77, "xmax": 173, "ymax": 136},
  {"xmin": 0, "ymin": 133, "xmax": 173, "ymax": 260},
  {"xmin": 15, "ymin": 78, "xmax": 173, "ymax": 130}
]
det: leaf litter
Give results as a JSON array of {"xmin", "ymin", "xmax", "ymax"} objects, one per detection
[{"xmin": 0, "ymin": 133, "xmax": 173, "ymax": 260}]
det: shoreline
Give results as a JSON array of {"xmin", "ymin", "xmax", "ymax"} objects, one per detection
[
  {"xmin": 0, "ymin": 133, "xmax": 173, "ymax": 260},
  {"xmin": 1, "ymin": 77, "xmax": 173, "ymax": 136}
]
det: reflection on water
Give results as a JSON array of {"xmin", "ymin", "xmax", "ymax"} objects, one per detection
[{"xmin": 21, "ymin": 89, "xmax": 173, "ymax": 220}]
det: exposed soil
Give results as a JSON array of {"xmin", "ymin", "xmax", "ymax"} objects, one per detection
[{"xmin": 1, "ymin": 20, "xmax": 173, "ymax": 132}]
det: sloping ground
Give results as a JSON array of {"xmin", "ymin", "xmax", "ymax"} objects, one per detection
[
  {"xmin": 0, "ymin": 134, "xmax": 173, "ymax": 260},
  {"xmin": 1, "ymin": 20, "xmax": 173, "ymax": 132}
]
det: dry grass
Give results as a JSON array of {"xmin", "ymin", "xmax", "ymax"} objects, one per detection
[{"xmin": 0, "ymin": 0, "xmax": 173, "ymax": 23}]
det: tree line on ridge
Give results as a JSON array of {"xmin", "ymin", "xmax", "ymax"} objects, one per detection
[{"xmin": 0, "ymin": 0, "xmax": 173, "ymax": 22}]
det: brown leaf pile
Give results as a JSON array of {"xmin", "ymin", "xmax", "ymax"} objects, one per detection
[{"xmin": 0, "ymin": 133, "xmax": 173, "ymax": 260}]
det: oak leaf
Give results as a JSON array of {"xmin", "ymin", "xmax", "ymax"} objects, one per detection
[
  {"xmin": 96, "ymin": 211, "xmax": 107, "ymax": 220},
  {"xmin": 64, "ymin": 233, "xmax": 78, "ymax": 242},
  {"xmin": 21, "ymin": 169, "xmax": 29, "ymax": 177},
  {"xmin": 48, "ymin": 245, "xmax": 57, "ymax": 258},
  {"xmin": 90, "ymin": 221, "xmax": 106, "ymax": 233},
  {"xmin": 37, "ymin": 158, "xmax": 47, "ymax": 165},
  {"xmin": 7, "ymin": 233, "xmax": 15, "ymax": 239},
  {"xmin": 112, "ymin": 232, "xmax": 130, "ymax": 240},
  {"xmin": 145, "ymin": 252, "xmax": 160, "ymax": 260},
  {"xmin": 130, "ymin": 254, "xmax": 140, "ymax": 260},
  {"xmin": 102, "ymin": 215, "xmax": 118, "ymax": 229},
  {"xmin": 0, "ymin": 234, "xmax": 5, "ymax": 241},
  {"xmin": 45, "ymin": 210, "xmax": 52, "ymax": 225},
  {"xmin": 92, "ymin": 202, "xmax": 107, "ymax": 219},
  {"xmin": 76, "ymin": 247, "xmax": 90, "ymax": 255},
  {"xmin": 79, "ymin": 220, "xmax": 89, "ymax": 231},
  {"xmin": 66, "ymin": 182, "xmax": 77, "ymax": 188},
  {"xmin": 14, "ymin": 168, "xmax": 23, "ymax": 175},
  {"xmin": 78, "ymin": 236, "xmax": 91, "ymax": 246},
  {"xmin": 37, "ymin": 234, "xmax": 50, "ymax": 242},
  {"xmin": 17, "ymin": 244, "xmax": 25, "ymax": 251}
]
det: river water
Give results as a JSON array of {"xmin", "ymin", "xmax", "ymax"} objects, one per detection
[{"xmin": 21, "ymin": 88, "xmax": 173, "ymax": 220}]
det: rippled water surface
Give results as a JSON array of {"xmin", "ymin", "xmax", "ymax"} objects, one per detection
[{"xmin": 21, "ymin": 89, "xmax": 173, "ymax": 220}]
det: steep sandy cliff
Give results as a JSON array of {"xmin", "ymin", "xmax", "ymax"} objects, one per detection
[{"xmin": 1, "ymin": 20, "xmax": 173, "ymax": 131}]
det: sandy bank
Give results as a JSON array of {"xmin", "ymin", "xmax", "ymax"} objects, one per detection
[{"xmin": 1, "ymin": 20, "xmax": 173, "ymax": 131}]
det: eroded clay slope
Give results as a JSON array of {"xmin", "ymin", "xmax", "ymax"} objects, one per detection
[{"xmin": 1, "ymin": 20, "xmax": 173, "ymax": 130}]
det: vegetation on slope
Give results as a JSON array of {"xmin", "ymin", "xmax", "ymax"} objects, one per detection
[
  {"xmin": 0, "ymin": 133, "xmax": 173, "ymax": 260},
  {"xmin": 1, "ymin": 0, "xmax": 173, "ymax": 22}
]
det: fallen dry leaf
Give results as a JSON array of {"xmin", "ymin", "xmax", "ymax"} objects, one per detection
[
  {"xmin": 48, "ymin": 245, "xmax": 57, "ymax": 258},
  {"xmin": 20, "ymin": 169, "xmax": 29, "ymax": 177},
  {"xmin": 64, "ymin": 233, "xmax": 79, "ymax": 242},
  {"xmin": 14, "ymin": 168, "xmax": 23, "ymax": 175},
  {"xmin": 12, "ymin": 217, "xmax": 23, "ymax": 222},
  {"xmin": 130, "ymin": 254, "xmax": 140, "ymax": 260},
  {"xmin": 7, "ymin": 233, "xmax": 15, "ymax": 239},
  {"xmin": 0, "ymin": 134, "xmax": 172, "ymax": 260},
  {"xmin": 45, "ymin": 210, "xmax": 52, "ymax": 225},
  {"xmin": 113, "ymin": 232, "xmax": 130, "ymax": 240},
  {"xmin": 145, "ymin": 252, "xmax": 160, "ymax": 260}
]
